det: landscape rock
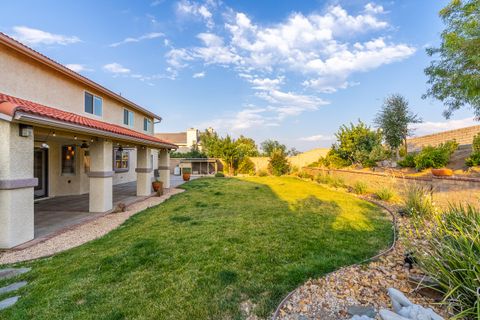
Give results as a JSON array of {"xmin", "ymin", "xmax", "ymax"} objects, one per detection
[
  {"xmin": 348, "ymin": 305, "xmax": 377, "ymax": 318},
  {"xmin": 0, "ymin": 281, "xmax": 27, "ymax": 295},
  {"xmin": 0, "ymin": 296, "xmax": 20, "ymax": 310},
  {"xmin": 0, "ymin": 268, "xmax": 31, "ymax": 280},
  {"xmin": 388, "ymin": 288, "xmax": 444, "ymax": 320}
]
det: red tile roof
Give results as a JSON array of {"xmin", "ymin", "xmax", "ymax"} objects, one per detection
[{"xmin": 0, "ymin": 92, "xmax": 177, "ymax": 149}]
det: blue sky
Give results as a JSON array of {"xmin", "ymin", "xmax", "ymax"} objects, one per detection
[{"xmin": 1, "ymin": 0, "xmax": 476, "ymax": 151}]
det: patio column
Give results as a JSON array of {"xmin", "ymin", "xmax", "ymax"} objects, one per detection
[
  {"xmin": 0, "ymin": 122, "xmax": 36, "ymax": 248},
  {"xmin": 87, "ymin": 139, "xmax": 113, "ymax": 212},
  {"xmin": 136, "ymin": 146, "xmax": 152, "ymax": 196},
  {"xmin": 158, "ymin": 149, "xmax": 170, "ymax": 188}
]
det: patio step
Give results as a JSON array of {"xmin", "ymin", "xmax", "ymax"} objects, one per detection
[
  {"xmin": 0, "ymin": 268, "xmax": 31, "ymax": 280},
  {"xmin": 0, "ymin": 281, "xmax": 27, "ymax": 295},
  {"xmin": 0, "ymin": 296, "xmax": 20, "ymax": 310}
]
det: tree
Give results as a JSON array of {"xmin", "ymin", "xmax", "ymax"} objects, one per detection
[
  {"xmin": 330, "ymin": 120, "xmax": 385, "ymax": 167},
  {"xmin": 268, "ymin": 149, "xmax": 291, "ymax": 176},
  {"xmin": 374, "ymin": 94, "xmax": 421, "ymax": 159},
  {"xmin": 217, "ymin": 135, "xmax": 238, "ymax": 175},
  {"xmin": 288, "ymin": 148, "xmax": 301, "ymax": 156},
  {"xmin": 235, "ymin": 135, "xmax": 259, "ymax": 158},
  {"xmin": 423, "ymin": 0, "xmax": 480, "ymax": 118},
  {"xmin": 261, "ymin": 140, "xmax": 286, "ymax": 156}
]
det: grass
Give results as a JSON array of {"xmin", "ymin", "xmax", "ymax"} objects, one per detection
[
  {"xmin": 0, "ymin": 176, "xmax": 393, "ymax": 320},
  {"xmin": 374, "ymin": 187, "xmax": 396, "ymax": 202}
]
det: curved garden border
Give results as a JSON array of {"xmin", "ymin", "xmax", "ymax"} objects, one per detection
[{"xmin": 271, "ymin": 197, "xmax": 398, "ymax": 320}]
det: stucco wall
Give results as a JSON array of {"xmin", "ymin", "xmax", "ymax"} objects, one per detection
[
  {"xmin": 0, "ymin": 43, "xmax": 154, "ymax": 134},
  {"xmin": 407, "ymin": 125, "xmax": 480, "ymax": 152},
  {"xmin": 250, "ymin": 148, "xmax": 330, "ymax": 172}
]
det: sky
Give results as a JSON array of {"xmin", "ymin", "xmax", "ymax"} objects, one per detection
[{"xmin": 1, "ymin": 0, "xmax": 477, "ymax": 151}]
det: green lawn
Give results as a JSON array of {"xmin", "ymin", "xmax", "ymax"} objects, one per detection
[{"xmin": 0, "ymin": 176, "xmax": 393, "ymax": 320}]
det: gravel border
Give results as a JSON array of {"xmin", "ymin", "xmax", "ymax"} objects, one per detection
[
  {"xmin": 272, "ymin": 197, "xmax": 398, "ymax": 320},
  {"xmin": 0, "ymin": 188, "xmax": 185, "ymax": 265}
]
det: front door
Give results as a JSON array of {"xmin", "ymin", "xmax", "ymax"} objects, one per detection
[{"xmin": 34, "ymin": 148, "xmax": 48, "ymax": 198}]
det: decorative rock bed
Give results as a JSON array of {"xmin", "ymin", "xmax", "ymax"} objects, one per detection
[{"xmin": 275, "ymin": 200, "xmax": 451, "ymax": 320}]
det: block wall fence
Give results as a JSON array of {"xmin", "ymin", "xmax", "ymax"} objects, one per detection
[{"xmin": 407, "ymin": 125, "xmax": 480, "ymax": 152}]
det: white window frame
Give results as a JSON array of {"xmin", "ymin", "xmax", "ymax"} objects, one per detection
[
  {"xmin": 123, "ymin": 108, "xmax": 134, "ymax": 127},
  {"xmin": 144, "ymin": 117, "xmax": 152, "ymax": 133},
  {"xmin": 84, "ymin": 91, "xmax": 103, "ymax": 117}
]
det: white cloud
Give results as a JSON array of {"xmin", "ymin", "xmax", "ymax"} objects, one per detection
[
  {"xmin": 165, "ymin": 48, "xmax": 193, "ymax": 69},
  {"xmin": 109, "ymin": 32, "xmax": 164, "ymax": 47},
  {"xmin": 176, "ymin": 0, "xmax": 215, "ymax": 29},
  {"xmin": 11, "ymin": 26, "xmax": 81, "ymax": 46},
  {"xmin": 248, "ymin": 77, "xmax": 284, "ymax": 90},
  {"xmin": 193, "ymin": 72, "xmax": 206, "ymax": 78},
  {"xmin": 411, "ymin": 117, "xmax": 478, "ymax": 136},
  {"xmin": 364, "ymin": 3, "xmax": 385, "ymax": 14},
  {"xmin": 65, "ymin": 64, "xmax": 92, "ymax": 73},
  {"xmin": 299, "ymin": 134, "xmax": 334, "ymax": 142},
  {"xmin": 102, "ymin": 63, "xmax": 131, "ymax": 74},
  {"xmin": 193, "ymin": 33, "xmax": 241, "ymax": 65}
]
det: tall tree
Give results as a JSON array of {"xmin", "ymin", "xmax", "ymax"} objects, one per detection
[
  {"xmin": 260, "ymin": 140, "xmax": 286, "ymax": 157},
  {"xmin": 374, "ymin": 94, "xmax": 421, "ymax": 159},
  {"xmin": 423, "ymin": 0, "xmax": 480, "ymax": 118}
]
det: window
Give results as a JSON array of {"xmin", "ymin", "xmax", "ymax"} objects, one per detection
[
  {"xmin": 144, "ymin": 118, "xmax": 152, "ymax": 133},
  {"xmin": 84, "ymin": 92, "xmax": 102, "ymax": 116},
  {"xmin": 61, "ymin": 145, "xmax": 76, "ymax": 175},
  {"xmin": 114, "ymin": 149, "xmax": 129, "ymax": 172},
  {"xmin": 123, "ymin": 109, "xmax": 134, "ymax": 126}
]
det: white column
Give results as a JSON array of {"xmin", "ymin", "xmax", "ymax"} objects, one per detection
[
  {"xmin": 136, "ymin": 147, "xmax": 152, "ymax": 196},
  {"xmin": 0, "ymin": 122, "xmax": 36, "ymax": 248},
  {"xmin": 87, "ymin": 139, "xmax": 113, "ymax": 212},
  {"xmin": 158, "ymin": 149, "xmax": 170, "ymax": 188}
]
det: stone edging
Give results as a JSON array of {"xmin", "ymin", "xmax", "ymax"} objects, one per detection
[{"xmin": 271, "ymin": 196, "xmax": 398, "ymax": 320}]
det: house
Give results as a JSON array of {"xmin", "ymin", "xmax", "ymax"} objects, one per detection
[
  {"xmin": 156, "ymin": 127, "xmax": 214, "ymax": 153},
  {"xmin": 0, "ymin": 33, "xmax": 177, "ymax": 248}
]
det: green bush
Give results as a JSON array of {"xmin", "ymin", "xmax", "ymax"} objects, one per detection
[
  {"xmin": 214, "ymin": 172, "xmax": 225, "ymax": 178},
  {"xmin": 318, "ymin": 152, "xmax": 350, "ymax": 169},
  {"xmin": 182, "ymin": 167, "xmax": 192, "ymax": 174},
  {"xmin": 297, "ymin": 171, "xmax": 314, "ymax": 180},
  {"xmin": 465, "ymin": 134, "xmax": 480, "ymax": 167},
  {"xmin": 414, "ymin": 205, "xmax": 480, "ymax": 319},
  {"xmin": 315, "ymin": 173, "xmax": 345, "ymax": 188},
  {"xmin": 403, "ymin": 185, "xmax": 435, "ymax": 217},
  {"xmin": 268, "ymin": 149, "xmax": 291, "ymax": 176},
  {"xmin": 237, "ymin": 158, "xmax": 255, "ymax": 175},
  {"xmin": 257, "ymin": 170, "xmax": 268, "ymax": 177},
  {"xmin": 374, "ymin": 187, "xmax": 395, "ymax": 201},
  {"xmin": 414, "ymin": 140, "xmax": 458, "ymax": 170},
  {"xmin": 465, "ymin": 152, "xmax": 480, "ymax": 167},
  {"xmin": 352, "ymin": 181, "xmax": 369, "ymax": 195},
  {"xmin": 397, "ymin": 153, "xmax": 416, "ymax": 168}
]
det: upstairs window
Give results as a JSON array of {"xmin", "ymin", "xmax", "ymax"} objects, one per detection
[
  {"xmin": 84, "ymin": 92, "xmax": 102, "ymax": 116},
  {"xmin": 124, "ymin": 109, "xmax": 134, "ymax": 127},
  {"xmin": 144, "ymin": 118, "xmax": 152, "ymax": 133}
]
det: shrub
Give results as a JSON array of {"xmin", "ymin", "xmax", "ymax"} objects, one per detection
[
  {"xmin": 414, "ymin": 205, "xmax": 480, "ymax": 318},
  {"xmin": 237, "ymin": 158, "xmax": 255, "ymax": 175},
  {"xmin": 315, "ymin": 173, "xmax": 345, "ymax": 188},
  {"xmin": 403, "ymin": 185, "xmax": 434, "ymax": 217},
  {"xmin": 318, "ymin": 152, "xmax": 350, "ymax": 169},
  {"xmin": 374, "ymin": 187, "xmax": 395, "ymax": 201},
  {"xmin": 352, "ymin": 181, "xmax": 369, "ymax": 195},
  {"xmin": 397, "ymin": 153, "xmax": 416, "ymax": 168},
  {"xmin": 414, "ymin": 140, "xmax": 458, "ymax": 170},
  {"xmin": 465, "ymin": 134, "xmax": 480, "ymax": 167},
  {"xmin": 297, "ymin": 171, "xmax": 314, "ymax": 180},
  {"xmin": 268, "ymin": 149, "xmax": 291, "ymax": 176},
  {"xmin": 214, "ymin": 172, "xmax": 225, "ymax": 178},
  {"xmin": 257, "ymin": 170, "xmax": 268, "ymax": 177}
]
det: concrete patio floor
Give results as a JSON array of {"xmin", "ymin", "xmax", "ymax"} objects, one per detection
[{"xmin": 30, "ymin": 175, "xmax": 198, "ymax": 247}]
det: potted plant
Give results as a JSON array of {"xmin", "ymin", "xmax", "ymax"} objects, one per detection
[
  {"xmin": 182, "ymin": 167, "xmax": 192, "ymax": 181},
  {"xmin": 152, "ymin": 178, "xmax": 163, "ymax": 192}
]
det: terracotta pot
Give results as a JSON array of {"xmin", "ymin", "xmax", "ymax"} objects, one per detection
[
  {"xmin": 431, "ymin": 168, "xmax": 453, "ymax": 177},
  {"xmin": 152, "ymin": 181, "xmax": 163, "ymax": 192},
  {"xmin": 183, "ymin": 173, "xmax": 191, "ymax": 181}
]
